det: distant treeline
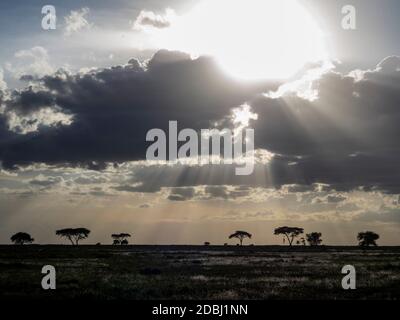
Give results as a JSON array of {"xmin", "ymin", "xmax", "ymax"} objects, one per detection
[{"xmin": 9, "ymin": 226, "xmax": 380, "ymax": 247}]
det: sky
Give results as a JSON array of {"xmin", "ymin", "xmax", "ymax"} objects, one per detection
[{"xmin": 0, "ymin": 0, "xmax": 400, "ymax": 245}]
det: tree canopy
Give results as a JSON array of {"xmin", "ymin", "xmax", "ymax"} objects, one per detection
[
  {"xmin": 357, "ymin": 231, "xmax": 379, "ymax": 247},
  {"xmin": 306, "ymin": 232, "xmax": 323, "ymax": 246},
  {"xmin": 274, "ymin": 226, "xmax": 304, "ymax": 246},
  {"xmin": 10, "ymin": 232, "xmax": 34, "ymax": 245},
  {"xmin": 55, "ymin": 228, "xmax": 90, "ymax": 245},
  {"xmin": 111, "ymin": 233, "xmax": 131, "ymax": 245},
  {"xmin": 229, "ymin": 230, "xmax": 252, "ymax": 246}
]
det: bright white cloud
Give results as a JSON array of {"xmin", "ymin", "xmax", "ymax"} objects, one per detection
[
  {"xmin": 7, "ymin": 107, "xmax": 73, "ymax": 134},
  {"xmin": 0, "ymin": 67, "xmax": 7, "ymax": 91},
  {"xmin": 265, "ymin": 60, "xmax": 335, "ymax": 101},
  {"xmin": 64, "ymin": 7, "xmax": 92, "ymax": 36},
  {"xmin": 6, "ymin": 46, "xmax": 54, "ymax": 78},
  {"xmin": 133, "ymin": 9, "xmax": 176, "ymax": 30}
]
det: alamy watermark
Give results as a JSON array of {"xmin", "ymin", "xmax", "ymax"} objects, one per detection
[
  {"xmin": 41, "ymin": 265, "xmax": 56, "ymax": 290},
  {"xmin": 341, "ymin": 265, "xmax": 356, "ymax": 290},
  {"xmin": 341, "ymin": 5, "xmax": 356, "ymax": 30},
  {"xmin": 40, "ymin": 4, "xmax": 356, "ymax": 32},
  {"xmin": 146, "ymin": 121, "xmax": 255, "ymax": 175},
  {"xmin": 41, "ymin": 5, "xmax": 56, "ymax": 30}
]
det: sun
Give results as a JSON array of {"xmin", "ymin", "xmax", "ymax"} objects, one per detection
[{"xmin": 149, "ymin": 0, "xmax": 328, "ymax": 80}]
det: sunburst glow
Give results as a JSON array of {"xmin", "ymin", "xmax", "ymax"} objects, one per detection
[{"xmin": 149, "ymin": 0, "xmax": 328, "ymax": 80}]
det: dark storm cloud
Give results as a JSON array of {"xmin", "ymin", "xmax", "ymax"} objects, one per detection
[
  {"xmin": 1, "ymin": 52, "xmax": 400, "ymax": 193},
  {"xmin": 0, "ymin": 114, "xmax": 16, "ymax": 144},
  {"xmin": 246, "ymin": 56, "xmax": 400, "ymax": 193},
  {"xmin": 0, "ymin": 50, "xmax": 274, "ymax": 168},
  {"xmin": 6, "ymin": 87, "xmax": 55, "ymax": 115},
  {"xmin": 252, "ymin": 57, "xmax": 400, "ymax": 156}
]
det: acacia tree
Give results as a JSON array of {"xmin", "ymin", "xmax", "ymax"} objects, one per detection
[
  {"xmin": 229, "ymin": 231, "xmax": 252, "ymax": 246},
  {"xmin": 111, "ymin": 234, "xmax": 120, "ymax": 245},
  {"xmin": 357, "ymin": 231, "xmax": 379, "ymax": 247},
  {"xmin": 306, "ymin": 232, "xmax": 323, "ymax": 246},
  {"xmin": 56, "ymin": 228, "xmax": 90, "ymax": 245},
  {"xmin": 111, "ymin": 233, "xmax": 131, "ymax": 245},
  {"xmin": 274, "ymin": 226, "xmax": 304, "ymax": 246},
  {"xmin": 10, "ymin": 232, "xmax": 34, "ymax": 245}
]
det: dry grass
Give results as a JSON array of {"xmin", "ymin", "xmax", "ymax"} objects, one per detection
[{"xmin": 0, "ymin": 245, "xmax": 399, "ymax": 300}]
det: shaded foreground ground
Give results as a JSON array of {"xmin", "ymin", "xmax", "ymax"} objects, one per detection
[{"xmin": 0, "ymin": 245, "xmax": 399, "ymax": 300}]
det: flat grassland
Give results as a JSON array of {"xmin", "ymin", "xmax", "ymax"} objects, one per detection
[{"xmin": 0, "ymin": 245, "xmax": 399, "ymax": 300}]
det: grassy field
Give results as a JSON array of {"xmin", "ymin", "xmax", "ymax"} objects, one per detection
[{"xmin": 0, "ymin": 245, "xmax": 399, "ymax": 300}]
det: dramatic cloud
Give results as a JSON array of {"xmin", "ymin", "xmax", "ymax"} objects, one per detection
[
  {"xmin": 248, "ymin": 56, "xmax": 400, "ymax": 192},
  {"xmin": 1, "ymin": 52, "xmax": 400, "ymax": 195},
  {"xmin": 0, "ymin": 50, "xmax": 273, "ymax": 169}
]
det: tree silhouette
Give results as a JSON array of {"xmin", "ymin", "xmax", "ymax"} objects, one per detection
[
  {"xmin": 10, "ymin": 232, "xmax": 34, "ymax": 245},
  {"xmin": 274, "ymin": 226, "xmax": 304, "ymax": 246},
  {"xmin": 306, "ymin": 232, "xmax": 323, "ymax": 246},
  {"xmin": 111, "ymin": 233, "xmax": 131, "ymax": 245},
  {"xmin": 56, "ymin": 228, "xmax": 90, "ymax": 245},
  {"xmin": 229, "ymin": 231, "xmax": 252, "ymax": 246},
  {"xmin": 357, "ymin": 231, "xmax": 379, "ymax": 247}
]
